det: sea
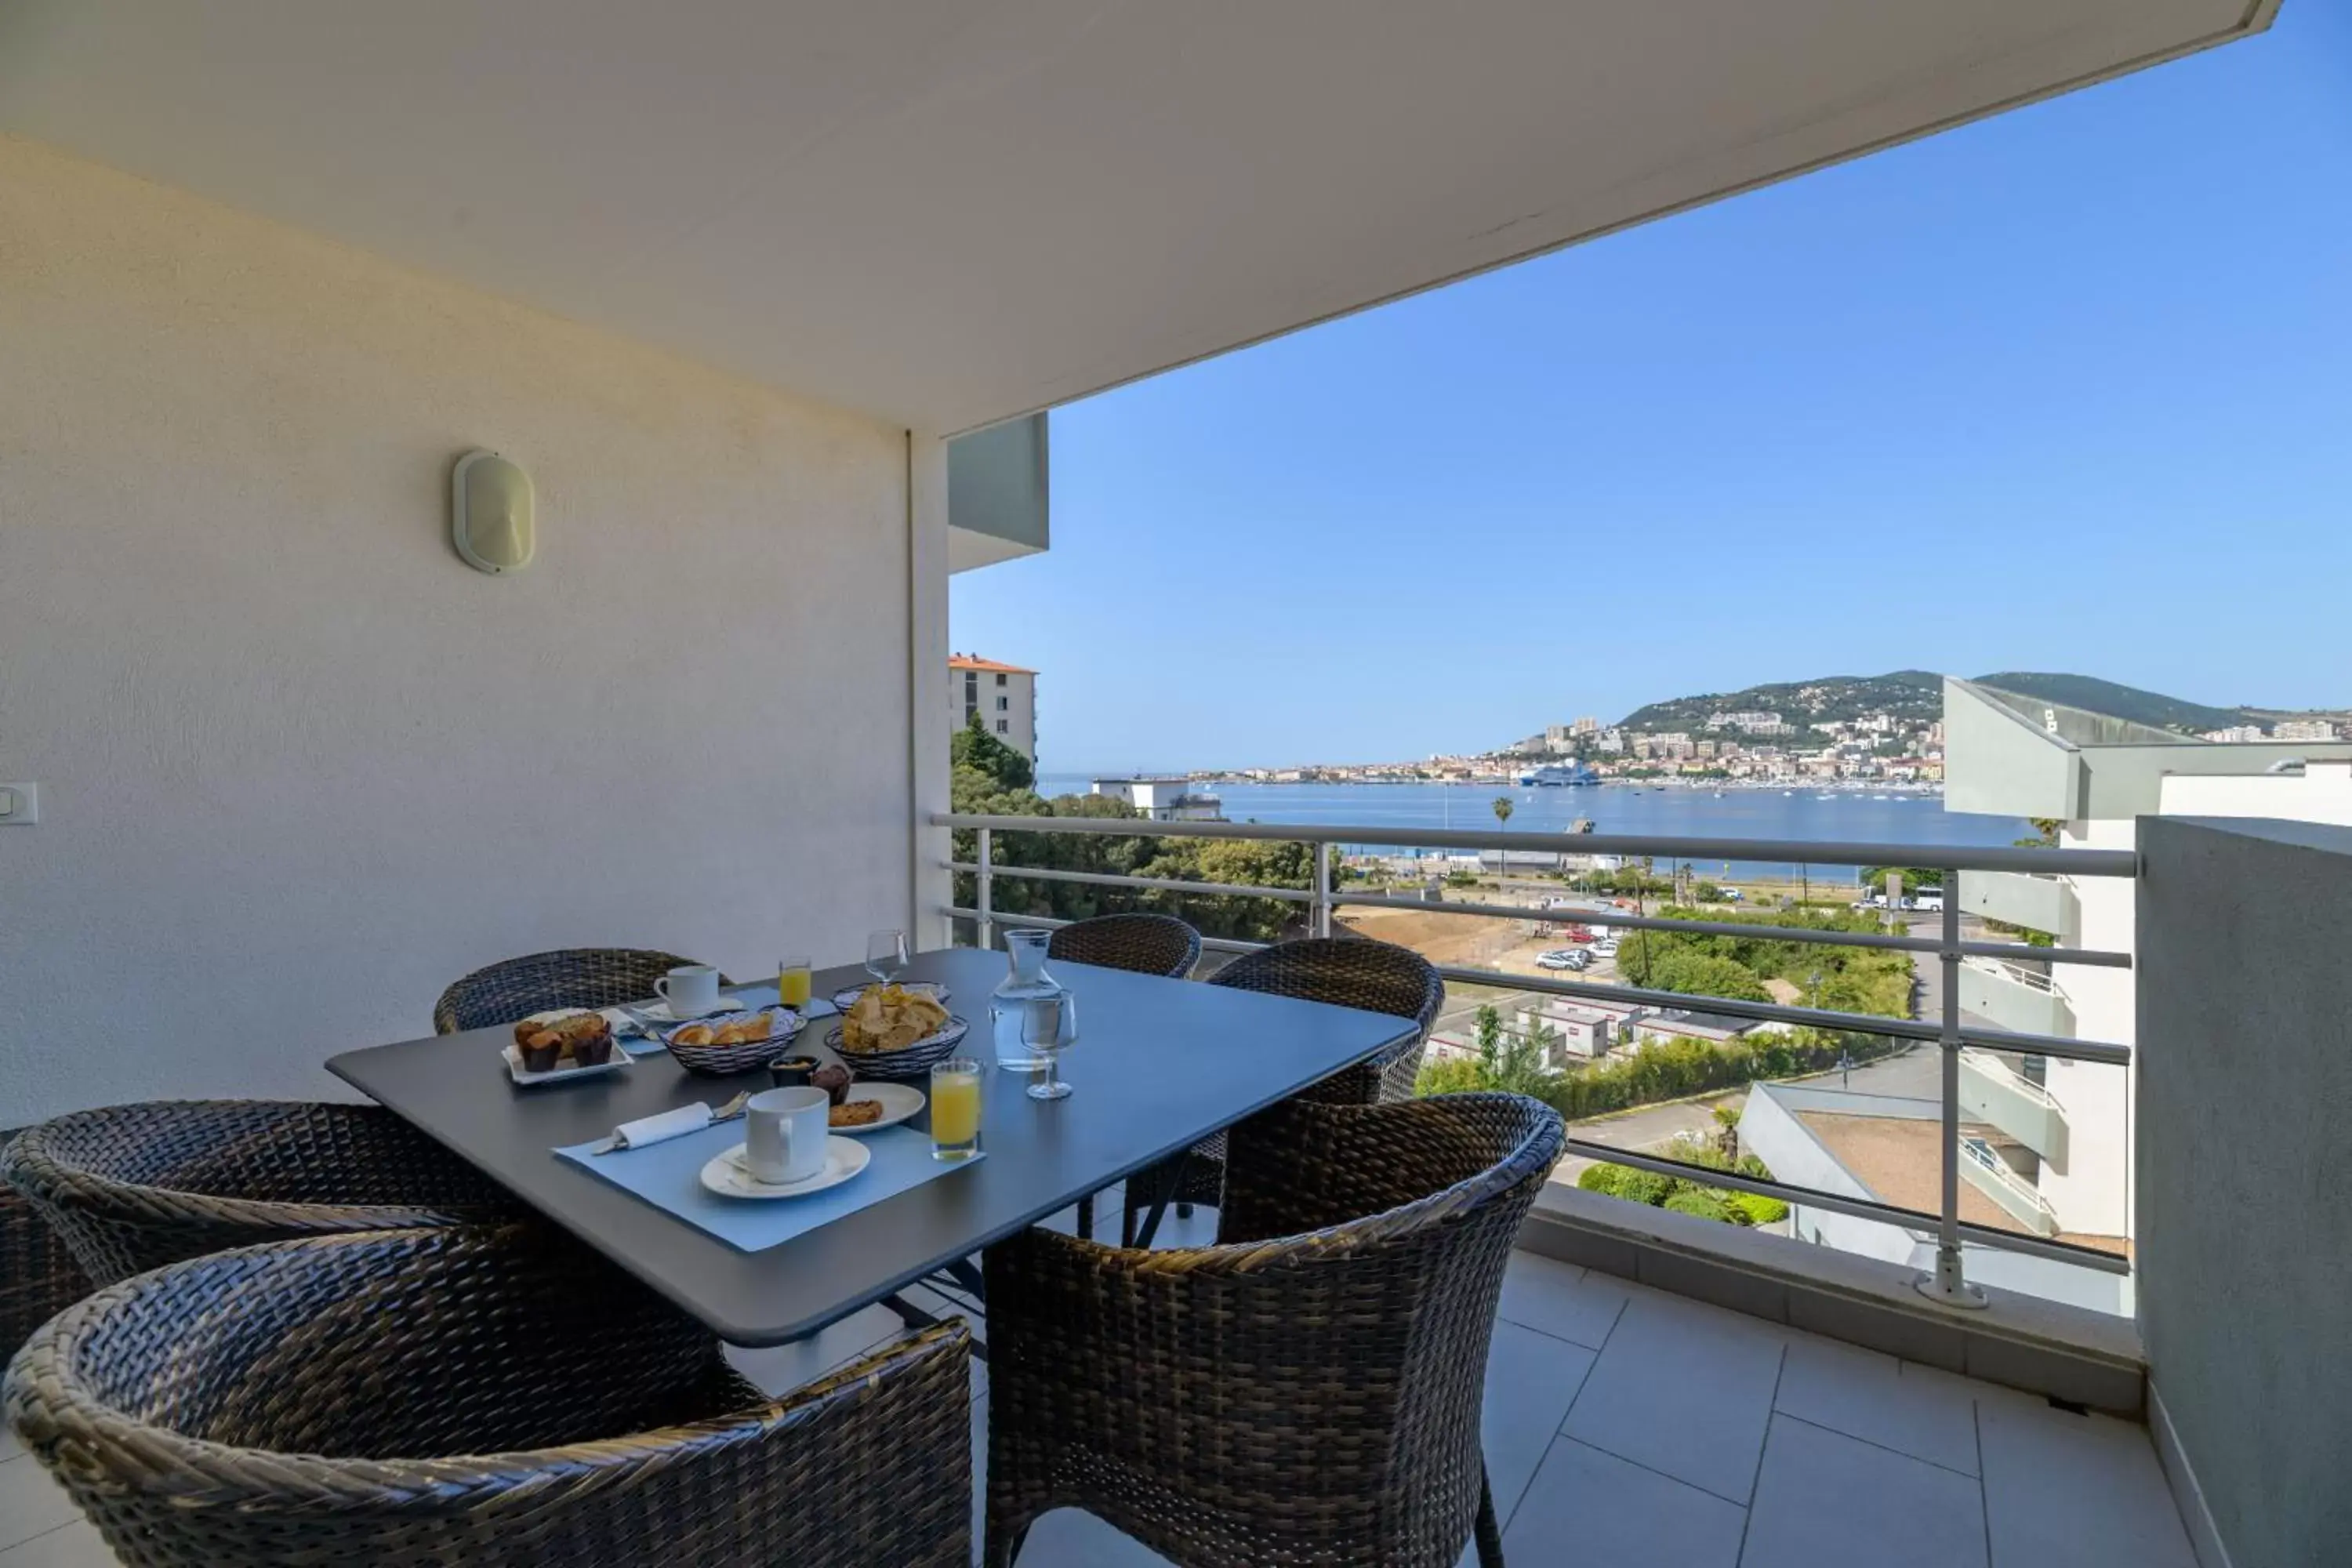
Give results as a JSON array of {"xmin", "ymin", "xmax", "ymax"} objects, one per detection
[{"xmin": 1032, "ymin": 775, "xmax": 2031, "ymax": 884}]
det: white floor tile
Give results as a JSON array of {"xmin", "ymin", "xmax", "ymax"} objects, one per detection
[
  {"xmin": 1561, "ymin": 1290, "xmax": 1786, "ymax": 1503},
  {"xmin": 1011, "ymin": 1507, "xmax": 1173, "ymax": 1566},
  {"xmin": 1481, "ymin": 1321, "xmax": 1599, "ymax": 1529},
  {"xmin": 1775, "ymin": 1332, "xmax": 1980, "ymax": 1475},
  {"xmin": 0, "ymin": 1425, "xmax": 21, "ymax": 1465},
  {"xmin": 0, "ymin": 1521, "xmax": 111, "ymax": 1568},
  {"xmin": 0, "ymin": 1460, "xmax": 82, "ymax": 1552},
  {"xmin": 1978, "ymin": 1400, "xmax": 2197, "ymax": 1568},
  {"xmin": 723, "ymin": 1302, "xmax": 906, "ymax": 1397},
  {"xmin": 1741, "ymin": 1414, "xmax": 1986, "ymax": 1568},
  {"xmin": 1496, "ymin": 1252, "xmax": 1631, "ymax": 1350},
  {"xmin": 1499, "ymin": 1437, "xmax": 1747, "ymax": 1568}
]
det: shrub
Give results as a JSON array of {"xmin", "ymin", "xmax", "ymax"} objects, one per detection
[
  {"xmin": 1663, "ymin": 1189, "xmax": 1735, "ymax": 1223},
  {"xmin": 1726, "ymin": 1192, "xmax": 1790, "ymax": 1225},
  {"xmin": 1578, "ymin": 1163, "xmax": 1674, "ymax": 1207}
]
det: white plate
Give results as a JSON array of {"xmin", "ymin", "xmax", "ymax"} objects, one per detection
[
  {"xmin": 830, "ymin": 981, "xmax": 949, "ymax": 1012},
  {"xmin": 633, "ymin": 994, "xmax": 746, "ymax": 1025},
  {"xmin": 503, "ymin": 1042, "xmax": 629, "ymax": 1087},
  {"xmin": 829, "ymin": 1081, "xmax": 925, "ymax": 1134},
  {"xmin": 700, "ymin": 1138, "xmax": 870, "ymax": 1199}
]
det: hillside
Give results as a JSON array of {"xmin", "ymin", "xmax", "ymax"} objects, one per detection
[
  {"xmin": 1619, "ymin": 670, "xmax": 1941, "ymax": 732},
  {"xmin": 1616, "ymin": 669, "xmax": 2300, "ymax": 739},
  {"xmin": 1967, "ymin": 672, "xmax": 2249, "ymax": 735}
]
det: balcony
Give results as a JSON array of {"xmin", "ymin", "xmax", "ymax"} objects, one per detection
[
  {"xmin": 1960, "ymin": 956, "xmax": 2076, "ymax": 1040},
  {"xmin": 1960, "ymin": 1047, "xmax": 2070, "ymax": 1167},
  {"xmin": 0, "ymin": 1225, "xmax": 2198, "ymax": 1568},
  {"xmin": 1960, "ymin": 869, "xmax": 2074, "ymax": 942},
  {"xmin": 1962, "ymin": 1135, "xmax": 2063, "ymax": 1237}
]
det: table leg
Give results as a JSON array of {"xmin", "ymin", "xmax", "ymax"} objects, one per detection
[{"xmin": 1131, "ymin": 1152, "xmax": 1189, "ymax": 1250}]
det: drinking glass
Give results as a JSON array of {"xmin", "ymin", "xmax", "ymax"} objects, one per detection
[
  {"xmin": 930, "ymin": 1057, "xmax": 984, "ymax": 1160},
  {"xmin": 1021, "ymin": 993, "xmax": 1077, "ymax": 1102},
  {"xmin": 866, "ymin": 930, "xmax": 909, "ymax": 989},
  {"xmin": 777, "ymin": 955, "xmax": 813, "ymax": 1009}
]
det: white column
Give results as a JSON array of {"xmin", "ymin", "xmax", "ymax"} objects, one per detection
[{"xmin": 907, "ymin": 433, "xmax": 953, "ymax": 949}]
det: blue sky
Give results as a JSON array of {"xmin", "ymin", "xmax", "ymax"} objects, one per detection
[{"xmin": 953, "ymin": 7, "xmax": 2352, "ymax": 775}]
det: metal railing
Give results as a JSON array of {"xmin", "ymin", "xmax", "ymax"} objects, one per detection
[{"xmin": 935, "ymin": 811, "xmax": 2138, "ymax": 1300}]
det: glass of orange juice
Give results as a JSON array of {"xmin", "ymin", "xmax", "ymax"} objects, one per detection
[
  {"xmin": 929, "ymin": 1057, "xmax": 984, "ymax": 1161},
  {"xmin": 777, "ymin": 956, "xmax": 813, "ymax": 1010}
]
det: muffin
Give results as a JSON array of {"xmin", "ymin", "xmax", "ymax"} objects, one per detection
[
  {"xmin": 513, "ymin": 1009, "xmax": 613, "ymax": 1073},
  {"xmin": 810, "ymin": 1060, "xmax": 855, "ymax": 1106}
]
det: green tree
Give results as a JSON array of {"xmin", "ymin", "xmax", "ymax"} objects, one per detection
[
  {"xmin": 1472, "ymin": 1004, "xmax": 1559, "ymax": 1098},
  {"xmin": 949, "ymin": 710, "xmax": 1033, "ymax": 792},
  {"xmin": 1645, "ymin": 950, "xmax": 1773, "ymax": 1004}
]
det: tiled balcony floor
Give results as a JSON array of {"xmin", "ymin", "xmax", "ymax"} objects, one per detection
[{"xmin": 1, "ymin": 1228, "xmax": 2197, "ymax": 1568}]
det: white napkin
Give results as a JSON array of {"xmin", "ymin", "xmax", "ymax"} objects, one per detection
[{"xmin": 608, "ymin": 1104, "xmax": 714, "ymax": 1150}]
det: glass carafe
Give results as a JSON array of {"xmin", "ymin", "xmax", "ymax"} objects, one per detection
[{"xmin": 989, "ymin": 928, "xmax": 1062, "ymax": 1072}]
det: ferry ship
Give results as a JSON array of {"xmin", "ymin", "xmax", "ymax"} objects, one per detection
[{"xmin": 1515, "ymin": 761, "xmax": 1600, "ymax": 787}]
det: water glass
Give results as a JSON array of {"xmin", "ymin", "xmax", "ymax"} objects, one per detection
[
  {"xmin": 930, "ymin": 1057, "xmax": 984, "ymax": 1160},
  {"xmin": 1021, "ymin": 994, "xmax": 1078, "ymax": 1102},
  {"xmin": 866, "ymin": 930, "xmax": 909, "ymax": 988}
]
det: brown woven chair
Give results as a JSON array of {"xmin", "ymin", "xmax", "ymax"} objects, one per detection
[
  {"xmin": 5, "ymin": 1225, "xmax": 973, "ymax": 1568},
  {"xmin": 1123, "ymin": 935, "xmax": 1443, "ymax": 1243},
  {"xmin": 1045, "ymin": 913, "xmax": 1201, "ymax": 979},
  {"xmin": 434, "ymin": 946, "xmax": 726, "ymax": 1033},
  {"xmin": 0, "ymin": 1131, "xmax": 89, "ymax": 1363},
  {"xmin": 1, "ymin": 1100, "xmax": 517, "ymax": 1286},
  {"xmin": 985, "ymin": 1091, "xmax": 1565, "ymax": 1567},
  {"xmin": 1046, "ymin": 914, "xmax": 1201, "ymax": 1239}
]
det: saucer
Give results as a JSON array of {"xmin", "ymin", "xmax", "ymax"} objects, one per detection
[
  {"xmin": 633, "ymin": 994, "xmax": 744, "ymax": 1025},
  {"xmin": 700, "ymin": 1138, "xmax": 870, "ymax": 1199}
]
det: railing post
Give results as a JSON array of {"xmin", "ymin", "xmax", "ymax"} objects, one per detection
[
  {"xmin": 976, "ymin": 827, "xmax": 994, "ymax": 951},
  {"xmin": 1918, "ymin": 869, "xmax": 1989, "ymax": 1308},
  {"xmin": 1312, "ymin": 840, "xmax": 1333, "ymax": 938}
]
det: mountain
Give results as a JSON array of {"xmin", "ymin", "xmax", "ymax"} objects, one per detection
[
  {"xmin": 1617, "ymin": 669, "xmax": 2307, "ymax": 739},
  {"xmin": 1619, "ymin": 671, "xmax": 1941, "ymax": 732},
  {"xmin": 1966, "ymin": 672, "xmax": 2251, "ymax": 735}
]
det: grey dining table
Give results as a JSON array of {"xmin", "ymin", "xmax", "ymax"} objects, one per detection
[{"xmin": 328, "ymin": 945, "xmax": 1419, "ymax": 1345}]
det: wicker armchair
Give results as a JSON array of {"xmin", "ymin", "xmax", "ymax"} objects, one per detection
[
  {"xmin": 5, "ymin": 1225, "xmax": 974, "ymax": 1568},
  {"xmin": 0, "ymin": 1131, "xmax": 89, "ymax": 1363},
  {"xmin": 1, "ymin": 1100, "xmax": 517, "ymax": 1286},
  {"xmin": 1045, "ymin": 913, "xmax": 1201, "ymax": 979},
  {"xmin": 434, "ymin": 947, "xmax": 726, "ymax": 1033},
  {"xmin": 1123, "ymin": 936, "xmax": 1443, "ymax": 1243},
  {"xmin": 986, "ymin": 1092, "xmax": 1565, "ymax": 1567}
]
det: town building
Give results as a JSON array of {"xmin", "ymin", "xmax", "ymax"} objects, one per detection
[
  {"xmin": 949, "ymin": 655, "xmax": 1036, "ymax": 760},
  {"xmin": 2201, "ymin": 724, "xmax": 2267, "ymax": 743},
  {"xmin": 1089, "ymin": 775, "xmax": 1225, "ymax": 822},
  {"xmin": 2270, "ymin": 718, "xmax": 2342, "ymax": 741}
]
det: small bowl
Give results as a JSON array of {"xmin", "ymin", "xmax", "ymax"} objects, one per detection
[
  {"xmin": 658, "ymin": 1007, "xmax": 804, "ymax": 1077},
  {"xmin": 767, "ymin": 1054, "xmax": 822, "ymax": 1089}
]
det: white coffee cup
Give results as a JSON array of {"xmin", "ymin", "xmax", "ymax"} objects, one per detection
[
  {"xmin": 655, "ymin": 964, "xmax": 721, "ymax": 1017},
  {"xmin": 744, "ymin": 1087, "xmax": 829, "ymax": 1185}
]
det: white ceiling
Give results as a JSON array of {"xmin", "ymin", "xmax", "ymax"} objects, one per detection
[{"xmin": 0, "ymin": 1, "xmax": 2273, "ymax": 434}]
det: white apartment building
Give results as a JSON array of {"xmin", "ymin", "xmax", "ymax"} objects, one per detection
[
  {"xmin": 1089, "ymin": 776, "xmax": 1224, "ymax": 822},
  {"xmin": 950, "ymin": 655, "xmax": 1036, "ymax": 761},
  {"xmin": 2270, "ymin": 718, "xmax": 2343, "ymax": 741},
  {"xmin": 1751, "ymin": 679, "xmax": 2352, "ymax": 1313}
]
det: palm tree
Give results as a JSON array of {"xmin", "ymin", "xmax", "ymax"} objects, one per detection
[
  {"xmin": 1711, "ymin": 1104, "xmax": 1743, "ymax": 1162},
  {"xmin": 1490, "ymin": 796, "xmax": 1513, "ymax": 880}
]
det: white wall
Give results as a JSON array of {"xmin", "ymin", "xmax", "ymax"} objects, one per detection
[
  {"xmin": 0, "ymin": 136, "xmax": 924, "ymax": 1125},
  {"xmin": 2044, "ymin": 764, "xmax": 2352, "ymax": 1240}
]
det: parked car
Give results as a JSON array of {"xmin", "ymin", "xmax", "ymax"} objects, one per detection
[
  {"xmin": 1592, "ymin": 939, "xmax": 1621, "ymax": 959},
  {"xmin": 1565, "ymin": 925, "xmax": 1595, "ymax": 943},
  {"xmin": 1536, "ymin": 949, "xmax": 1580, "ymax": 971}
]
